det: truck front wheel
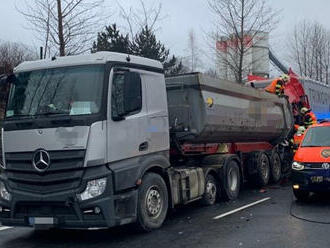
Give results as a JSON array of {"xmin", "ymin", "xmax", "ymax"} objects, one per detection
[
  {"xmin": 201, "ymin": 174, "xmax": 219, "ymax": 206},
  {"xmin": 136, "ymin": 173, "xmax": 168, "ymax": 232},
  {"xmin": 223, "ymin": 160, "xmax": 241, "ymax": 200}
]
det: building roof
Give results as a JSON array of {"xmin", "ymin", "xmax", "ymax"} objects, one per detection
[{"xmin": 14, "ymin": 52, "xmax": 163, "ymax": 72}]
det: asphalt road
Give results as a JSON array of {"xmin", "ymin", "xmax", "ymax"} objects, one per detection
[{"xmin": 1, "ymin": 183, "xmax": 330, "ymax": 248}]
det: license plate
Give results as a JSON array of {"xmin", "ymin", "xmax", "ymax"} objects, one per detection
[
  {"xmin": 29, "ymin": 217, "xmax": 55, "ymax": 225},
  {"xmin": 311, "ymin": 176, "xmax": 324, "ymax": 183}
]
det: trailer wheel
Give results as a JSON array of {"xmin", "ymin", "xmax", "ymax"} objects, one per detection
[
  {"xmin": 255, "ymin": 152, "xmax": 270, "ymax": 187},
  {"xmin": 223, "ymin": 160, "xmax": 241, "ymax": 201},
  {"xmin": 270, "ymin": 152, "xmax": 282, "ymax": 183},
  {"xmin": 201, "ymin": 174, "xmax": 219, "ymax": 206},
  {"xmin": 136, "ymin": 173, "xmax": 168, "ymax": 232}
]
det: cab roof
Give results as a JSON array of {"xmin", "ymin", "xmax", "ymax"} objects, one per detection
[{"xmin": 14, "ymin": 52, "xmax": 163, "ymax": 72}]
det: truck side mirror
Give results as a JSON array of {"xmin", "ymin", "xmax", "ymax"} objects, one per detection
[
  {"xmin": 7, "ymin": 74, "xmax": 16, "ymax": 84},
  {"xmin": 0, "ymin": 75, "xmax": 7, "ymax": 86},
  {"xmin": 0, "ymin": 74, "xmax": 16, "ymax": 86},
  {"xmin": 123, "ymin": 71, "xmax": 142, "ymax": 115}
]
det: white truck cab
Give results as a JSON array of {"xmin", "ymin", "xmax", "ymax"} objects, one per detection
[{"xmin": 0, "ymin": 52, "xmax": 171, "ymax": 230}]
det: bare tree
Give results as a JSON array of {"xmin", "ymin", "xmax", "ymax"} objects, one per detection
[
  {"xmin": 18, "ymin": 0, "xmax": 106, "ymax": 57},
  {"xmin": 0, "ymin": 41, "xmax": 36, "ymax": 74},
  {"xmin": 185, "ymin": 29, "xmax": 201, "ymax": 72},
  {"xmin": 323, "ymin": 36, "xmax": 330, "ymax": 84},
  {"xmin": 209, "ymin": 0, "xmax": 278, "ymax": 83},
  {"xmin": 204, "ymin": 68, "xmax": 218, "ymax": 78},
  {"xmin": 0, "ymin": 41, "xmax": 36, "ymax": 120},
  {"xmin": 118, "ymin": 0, "xmax": 164, "ymax": 40},
  {"xmin": 288, "ymin": 20, "xmax": 330, "ymax": 84}
]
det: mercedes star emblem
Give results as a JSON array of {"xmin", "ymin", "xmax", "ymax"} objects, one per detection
[{"xmin": 32, "ymin": 150, "xmax": 51, "ymax": 172}]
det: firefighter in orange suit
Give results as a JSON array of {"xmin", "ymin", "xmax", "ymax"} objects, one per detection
[
  {"xmin": 290, "ymin": 126, "xmax": 306, "ymax": 153},
  {"xmin": 265, "ymin": 74, "xmax": 290, "ymax": 97},
  {"xmin": 300, "ymin": 107, "xmax": 317, "ymax": 128}
]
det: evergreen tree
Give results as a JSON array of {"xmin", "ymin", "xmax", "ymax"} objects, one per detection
[
  {"xmin": 92, "ymin": 24, "xmax": 131, "ymax": 54},
  {"xmin": 131, "ymin": 26, "xmax": 184, "ymax": 75},
  {"xmin": 164, "ymin": 55, "xmax": 186, "ymax": 76},
  {"xmin": 131, "ymin": 26, "xmax": 169, "ymax": 62},
  {"xmin": 92, "ymin": 24, "xmax": 184, "ymax": 75}
]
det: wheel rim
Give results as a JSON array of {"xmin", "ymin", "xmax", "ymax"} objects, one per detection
[
  {"xmin": 228, "ymin": 167, "xmax": 238, "ymax": 192},
  {"xmin": 260, "ymin": 156, "xmax": 269, "ymax": 179},
  {"xmin": 206, "ymin": 181, "xmax": 217, "ymax": 202},
  {"xmin": 146, "ymin": 186, "xmax": 163, "ymax": 219},
  {"xmin": 272, "ymin": 155, "xmax": 281, "ymax": 178}
]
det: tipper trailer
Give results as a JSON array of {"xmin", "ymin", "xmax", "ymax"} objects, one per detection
[{"xmin": 0, "ymin": 52, "xmax": 293, "ymax": 231}]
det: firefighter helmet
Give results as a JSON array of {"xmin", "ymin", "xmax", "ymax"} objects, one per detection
[
  {"xmin": 297, "ymin": 126, "xmax": 306, "ymax": 135},
  {"xmin": 281, "ymin": 74, "xmax": 290, "ymax": 82},
  {"xmin": 300, "ymin": 107, "xmax": 309, "ymax": 114}
]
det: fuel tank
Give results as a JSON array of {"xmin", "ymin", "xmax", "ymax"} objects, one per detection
[{"xmin": 166, "ymin": 73, "xmax": 294, "ymax": 144}]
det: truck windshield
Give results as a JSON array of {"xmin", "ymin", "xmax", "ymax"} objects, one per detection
[
  {"xmin": 5, "ymin": 65, "xmax": 105, "ymax": 119},
  {"xmin": 301, "ymin": 126, "xmax": 330, "ymax": 147}
]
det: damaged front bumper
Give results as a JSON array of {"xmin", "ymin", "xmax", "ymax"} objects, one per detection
[
  {"xmin": 0, "ymin": 165, "xmax": 138, "ymax": 229},
  {"xmin": 292, "ymin": 169, "xmax": 330, "ymax": 192}
]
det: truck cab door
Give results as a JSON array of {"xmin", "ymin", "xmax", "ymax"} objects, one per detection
[{"xmin": 107, "ymin": 67, "xmax": 150, "ymax": 162}]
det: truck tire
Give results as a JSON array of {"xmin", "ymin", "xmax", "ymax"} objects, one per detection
[
  {"xmin": 254, "ymin": 152, "xmax": 270, "ymax": 187},
  {"xmin": 201, "ymin": 174, "xmax": 219, "ymax": 206},
  {"xmin": 136, "ymin": 173, "xmax": 168, "ymax": 232},
  {"xmin": 222, "ymin": 160, "xmax": 241, "ymax": 201},
  {"xmin": 270, "ymin": 152, "xmax": 282, "ymax": 183},
  {"xmin": 293, "ymin": 189, "xmax": 310, "ymax": 202}
]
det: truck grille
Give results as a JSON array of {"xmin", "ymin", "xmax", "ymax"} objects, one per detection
[
  {"xmin": 304, "ymin": 163, "xmax": 323, "ymax": 169},
  {"xmin": 4, "ymin": 150, "xmax": 85, "ymax": 194},
  {"xmin": 15, "ymin": 202, "xmax": 78, "ymax": 219}
]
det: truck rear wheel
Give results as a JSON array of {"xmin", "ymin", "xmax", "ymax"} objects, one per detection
[
  {"xmin": 270, "ymin": 152, "xmax": 282, "ymax": 183},
  {"xmin": 136, "ymin": 173, "xmax": 168, "ymax": 232},
  {"xmin": 255, "ymin": 152, "xmax": 270, "ymax": 187},
  {"xmin": 201, "ymin": 174, "xmax": 219, "ymax": 206},
  {"xmin": 223, "ymin": 160, "xmax": 241, "ymax": 200}
]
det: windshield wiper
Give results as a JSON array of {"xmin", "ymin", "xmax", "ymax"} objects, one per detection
[
  {"xmin": 5, "ymin": 114, "xmax": 33, "ymax": 119},
  {"xmin": 35, "ymin": 104, "xmax": 69, "ymax": 116},
  {"xmin": 34, "ymin": 111, "xmax": 68, "ymax": 116}
]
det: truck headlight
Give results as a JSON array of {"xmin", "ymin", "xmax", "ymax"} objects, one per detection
[
  {"xmin": 292, "ymin": 161, "xmax": 304, "ymax": 171},
  {"xmin": 78, "ymin": 178, "xmax": 107, "ymax": 201},
  {"xmin": 0, "ymin": 182, "xmax": 11, "ymax": 201}
]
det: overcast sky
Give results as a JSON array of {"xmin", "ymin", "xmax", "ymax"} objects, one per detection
[{"xmin": 1, "ymin": 0, "xmax": 330, "ymax": 70}]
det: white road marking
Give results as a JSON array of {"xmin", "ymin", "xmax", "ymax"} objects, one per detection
[
  {"xmin": 213, "ymin": 197, "xmax": 271, "ymax": 220},
  {"xmin": 0, "ymin": 226, "xmax": 13, "ymax": 231},
  {"xmin": 0, "ymin": 198, "xmax": 271, "ymax": 230}
]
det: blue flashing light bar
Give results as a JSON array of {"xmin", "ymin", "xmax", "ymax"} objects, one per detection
[{"xmin": 315, "ymin": 112, "xmax": 330, "ymax": 122}]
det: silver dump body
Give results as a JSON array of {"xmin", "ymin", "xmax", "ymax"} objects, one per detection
[{"xmin": 166, "ymin": 73, "xmax": 294, "ymax": 144}]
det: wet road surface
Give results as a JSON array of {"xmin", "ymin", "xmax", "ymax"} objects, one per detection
[{"xmin": 1, "ymin": 183, "xmax": 330, "ymax": 248}]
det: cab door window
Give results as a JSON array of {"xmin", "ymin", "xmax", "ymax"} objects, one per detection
[{"xmin": 111, "ymin": 71, "xmax": 142, "ymax": 120}]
